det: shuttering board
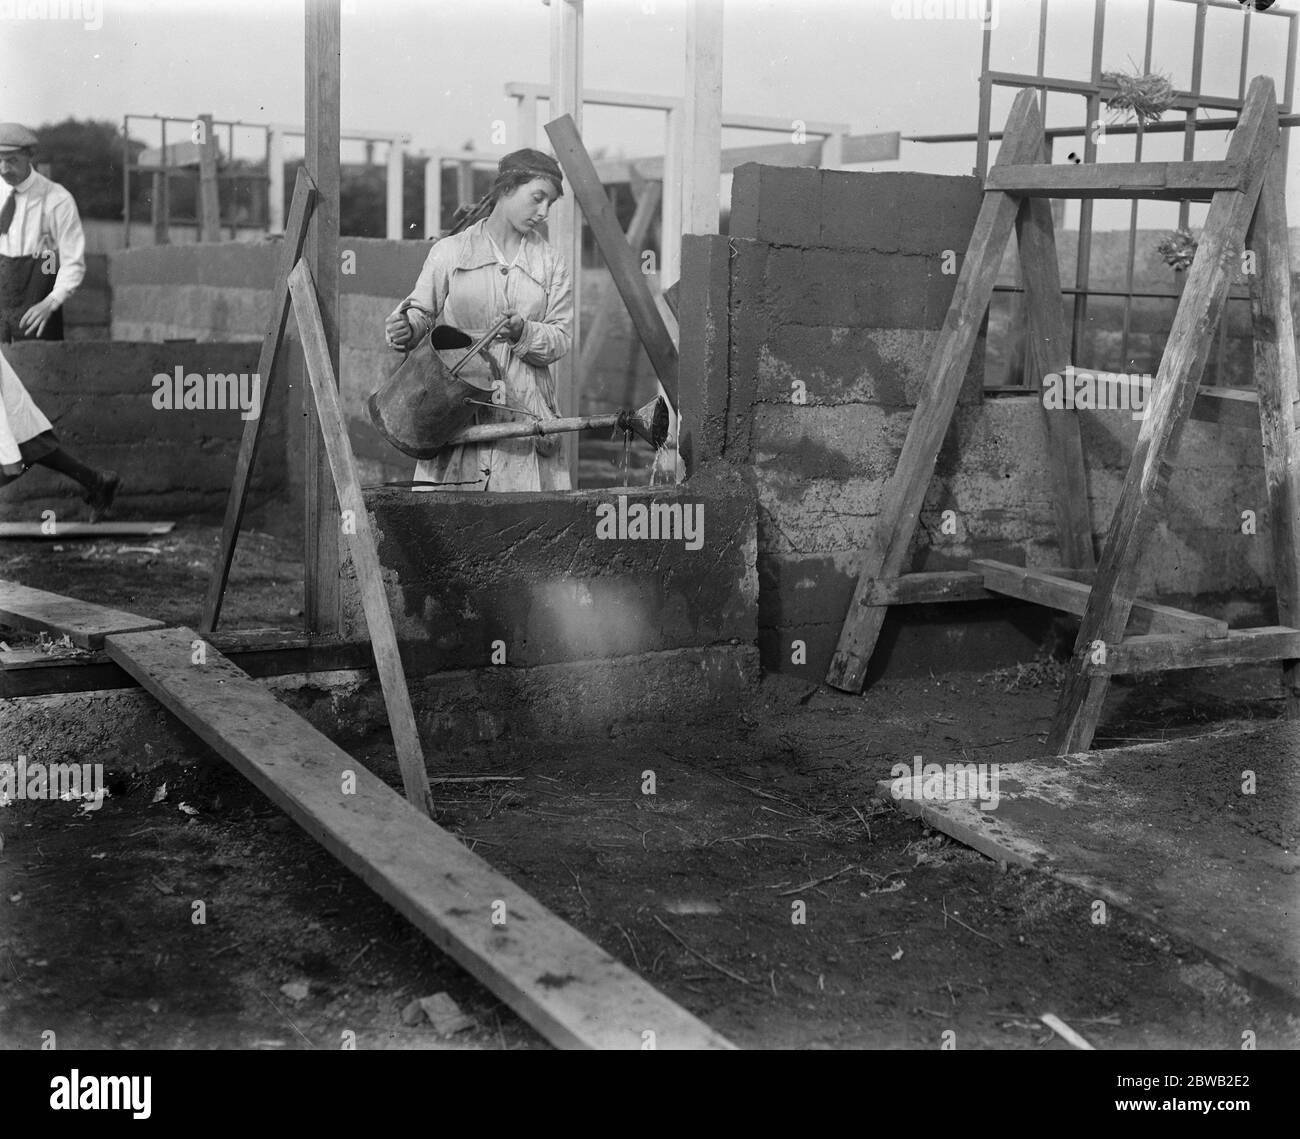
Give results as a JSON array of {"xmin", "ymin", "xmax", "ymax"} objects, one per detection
[
  {"xmin": 875, "ymin": 722, "xmax": 1300, "ymax": 1006},
  {"xmin": 0, "ymin": 580, "xmax": 164, "ymax": 649},
  {"xmin": 104, "ymin": 626, "xmax": 734, "ymax": 1051}
]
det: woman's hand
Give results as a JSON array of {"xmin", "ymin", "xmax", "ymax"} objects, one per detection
[
  {"xmin": 497, "ymin": 309, "xmax": 525, "ymax": 345},
  {"xmin": 385, "ymin": 309, "xmax": 415, "ymax": 351}
]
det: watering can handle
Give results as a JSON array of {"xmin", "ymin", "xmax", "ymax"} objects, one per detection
[{"xmin": 448, "ymin": 314, "xmax": 513, "ymax": 379}]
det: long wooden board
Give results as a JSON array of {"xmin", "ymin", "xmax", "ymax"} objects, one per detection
[
  {"xmin": 546, "ymin": 113, "xmax": 680, "ymax": 407},
  {"xmin": 200, "ymin": 170, "xmax": 316, "ymax": 633},
  {"xmin": 985, "ymin": 159, "xmax": 1243, "ymax": 200},
  {"xmin": 971, "ymin": 560, "xmax": 1228, "ymax": 638},
  {"xmin": 1090, "ymin": 626, "xmax": 1300, "ymax": 676},
  {"xmin": 875, "ymin": 723, "xmax": 1300, "ymax": 1005},
  {"xmin": 103, "ymin": 626, "xmax": 734, "ymax": 1050},
  {"xmin": 826, "ymin": 88, "xmax": 1047, "ymax": 692},
  {"xmin": 288, "ymin": 260, "xmax": 432, "ymax": 816},
  {"xmin": 1246, "ymin": 147, "xmax": 1300, "ymax": 718},
  {"xmin": 0, "ymin": 580, "xmax": 163, "ymax": 649},
  {"xmin": 1047, "ymin": 77, "xmax": 1278, "ymax": 754}
]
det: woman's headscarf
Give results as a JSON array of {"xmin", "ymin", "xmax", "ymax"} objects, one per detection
[{"xmin": 449, "ymin": 148, "xmax": 564, "ymax": 235}]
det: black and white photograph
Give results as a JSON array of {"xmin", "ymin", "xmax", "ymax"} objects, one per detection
[{"xmin": 0, "ymin": 0, "xmax": 1296, "ymax": 1099}]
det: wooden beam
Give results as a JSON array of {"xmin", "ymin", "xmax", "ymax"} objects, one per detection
[
  {"xmin": 201, "ymin": 170, "xmax": 315, "ymax": 633},
  {"xmin": 550, "ymin": 0, "xmax": 584, "ymax": 489},
  {"xmin": 289, "ymin": 259, "xmax": 432, "ymax": 816},
  {"xmin": 859, "ymin": 572, "xmax": 998, "ymax": 606},
  {"xmin": 0, "ymin": 581, "xmax": 163, "ymax": 649},
  {"xmin": 682, "ymin": 0, "xmax": 724, "ymax": 237},
  {"xmin": 1047, "ymin": 77, "xmax": 1278, "ymax": 754},
  {"xmin": 661, "ymin": 106, "xmax": 683, "ymax": 286},
  {"xmin": 1087, "ymin": 627, "xmax": 1300, "ymax": 676},
  {"xmin": 1015, "ymin": 195, "xmax": 1095, "ymax": 570},
  {"xmin": 303, "ymin": 0, "xmax": 342, "ymax": 637},
  {"xmin": 0, "ymin": 521, "xmax": 174, "ymax": 539},
  {"xmin": 546, "ymin": 114, "xmax": 679, "ymax": 407},
  {"xmin": 104, "ymin": 627, "xmax": 733, "ymax": 1051},
  {"xmin": 622, "ymin": 132, "xmax": 900, "ymax": 183},
  {"xmin": 986, "ymin": 160, "xmax": 1244, "ymax": 200},
  {"xmin": 971, "ymin": 560, "xmax": 1228, "ymax": 639},
  {"xmin": 197, "ymin": 113, "xmax": 221, "ymax": 241},
  {"xmin": 825, "ymin": 88, "xmax": 1045, "ymax": 693},
  {"xmin": 579, "ymin": 180, "xmax": 660, "ymax": 379},
  {"xmin": 1246, "ymin": 144, "xmax": 1300, "ymax": 715}
]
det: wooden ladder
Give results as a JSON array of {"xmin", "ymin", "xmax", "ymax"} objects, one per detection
[{"xmin": 827, "ymin": 75, "xmax": 1300, "ymax": 755}]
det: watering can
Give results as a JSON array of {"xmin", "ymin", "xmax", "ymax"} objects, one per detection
[{"xmin": 367, "ymin": 314, "xmax": 510, "ymax": 459}]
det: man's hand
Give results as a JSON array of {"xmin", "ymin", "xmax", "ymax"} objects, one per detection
[
  {"xmin": 18, "ymin": 296, "xmax": 58, "ymax": 338},
  {"xmin": 385, "ymin": 309, "xmax": 415, "ymax": 350}
]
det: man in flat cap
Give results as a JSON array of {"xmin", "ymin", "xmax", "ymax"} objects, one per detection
[{"xmin": 0, "ymin": 123, "xmax": 87, "ymax": 343}]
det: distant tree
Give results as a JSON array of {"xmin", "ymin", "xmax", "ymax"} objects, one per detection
[{"xmin": 33, "ymin": 118, "xmax": 149, "ymax": 220}]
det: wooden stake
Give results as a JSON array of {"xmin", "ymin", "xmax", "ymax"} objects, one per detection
[{"xmin": 201, "ymin": 170, "xmax": 316, "ymax": 633}]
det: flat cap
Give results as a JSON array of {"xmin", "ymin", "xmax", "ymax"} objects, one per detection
[{"xmin": 0, "ymin": 123, "xmax": 38, "ymax": 153}]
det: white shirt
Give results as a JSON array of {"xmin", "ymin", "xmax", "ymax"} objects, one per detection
[{"xmin": 0, "ymin": 169, "xmax": 86, "ymax": 307}]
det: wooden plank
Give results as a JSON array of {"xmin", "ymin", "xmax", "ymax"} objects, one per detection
[
  {"xmin": 303, "ymin": 0, "xmax": 342, "ymax": 637},
  {"xmin": 288, "ymin": 260, "xmax": 432, "ymax": 816},
  {"xmin": 1015, "ymin": 195, "xmax": 1095, "ymax": 570},
  {"xmin": 971, "ymin": 560, "xmax": 1228, "ymax": 638},
  {"xmin": 0, "ymin": 580, "xmax": 163, "ymax": 649},
  {"xmin": 860, "ymin": 572, "xmax": 998, "ymax": 606},
  {"xmin": 1246, "ymin": 144, "xmax": 1300, "ymax": 717},
  {"xmin": 200, "ymin": 170, "xmax": 316, "ymax": 633},
  {"xmin": 1047, "ymin": 77, "xmax": 1278, "ymax": 754},
  {"xmin": 682, "ymin": 0, "xmax": 724, "ymax": 236},
  {"xmin": 840, "ymin": 131, "xmax": 901, "ymax": 165},
  {"xmin": 578, "ymin": 180, "xmax": 661, "ymax": 379},
  {"xmin": 546, "ymin": 114, "xmax": 679, "ymax": 406},
  {"xmin": 550, "ymin": 0, "xmax": 584, "ymax": 488},
  {"xmin": 986, "ymin": 160, "xmax": 1243, "ymax": 200},
  {"xmin": 1087, "ymin": 627, "xmax": 1300, "ymax": 676},
  {"xmin": 103, "ymin": 627, "xmax": 733, "ymax": 1051},
  {"xmin": 825, "ymin": 88, "xmax": 1046, "ymax": 693},
  {"xmin": 875, "ymin": 725, "xmax": 1300, "ymax": 1006},
  {"xmin": 0, "ymin": 521, "xmax": 175, "ymax": 539}
]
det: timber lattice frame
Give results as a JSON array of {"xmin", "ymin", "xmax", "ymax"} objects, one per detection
[{"xmin": 827, "ymin": 76, "xmax": 1300, "ymax": 756}]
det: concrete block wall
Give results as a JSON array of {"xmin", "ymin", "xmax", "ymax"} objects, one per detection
[
  {"xmin": 0, "ymin": 340, "xmax": 278, "ymax": 521},
  {"xmin": 697, "ymin": 163, "xmax": 1278, "ymax": 684},
  {"xmin": 109, "ymin": 239, "xmax": 665, "ymax": 489}
]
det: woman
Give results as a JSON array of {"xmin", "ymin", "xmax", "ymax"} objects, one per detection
[
  {"xmin": 0, "ymin": 345, "xmax": 117, "ymax": 518},
  {"xmin": 384, "ymin": 148, "xmax": 573, "ymax": 492}
]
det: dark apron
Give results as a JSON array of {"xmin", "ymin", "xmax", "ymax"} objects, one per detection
[{"xmin": 0, "ymin": 252, "xmax": 63, "ymax": 343}]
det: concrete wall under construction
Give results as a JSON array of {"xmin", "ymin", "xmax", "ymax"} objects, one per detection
[
  {"xmin": 0, "ymin": 340, "xmax": 277, "ymax": 523},
  {"xmin": 680, "ymin": 163, "xmax": 1283, "ymax": 685}
]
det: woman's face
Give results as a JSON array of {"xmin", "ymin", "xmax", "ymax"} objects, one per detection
[{"xmin": 499, "ymin": 177, "xmax": 560, "ymax": 236}]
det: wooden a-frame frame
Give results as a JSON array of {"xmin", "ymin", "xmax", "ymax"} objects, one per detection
[{"xmin": 828, "ymin": 76, "xmax": 1300, "ymax": 756}]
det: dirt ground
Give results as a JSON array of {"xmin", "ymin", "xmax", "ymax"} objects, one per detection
[{"xmin": 1, "ymin": 526, "xmax": 1297, "ymax": 1049}]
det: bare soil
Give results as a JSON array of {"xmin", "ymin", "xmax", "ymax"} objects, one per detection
[{"xmin": 1, "ymin": 526, "xmax": 1296, "ymax": 1049}]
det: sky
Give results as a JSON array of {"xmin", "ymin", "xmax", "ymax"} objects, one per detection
[{"xmin": 1, "ymin": 0, "xmax": 1297, "ymax": 230}]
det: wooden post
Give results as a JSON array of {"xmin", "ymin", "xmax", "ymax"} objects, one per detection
[
  {"xmin": 682, "ymin": 0, "xmax": 724, "ymax": 237},
  {"xmin": 424, "ymin": 155, "xmax": 441, "ymax": 238},
  {"xmin": 1015, "ymin": 195, "xmax": 1095, "ymax": 570},
  {"xmin": 386, "ymin": 136, "xmax": 404, "ymax": 240},
  {"xmin": 197, "ymin": 113, "xmax": 221, "ymax": 243},
  {"xmin": 661, "ymin": 106, "xmax": 683, "ymax": 287},
  {"xmin": 825, "ymin": 88, "xmax": 1047, "ymax": 693},
  {"xmin": 550, "ymin": 0, "xmax": 584, "ymax": 489},
  {"xmin": 267, "ymin": 126, "xmax": 285, "ymax": 234},
  {"xmin": 303, "ymin": 0, "xmax": 341, "ymax": 637},
  {"xmin": 1046, "ymin": 78, "xmax": 1277, "ymax": 754},
  {"xmin": 1246, "ymin": 145, "xmax": 1300, "ymax": 717},
  {"xmin": 201, "ymin": 172, "xmax": 317, "ymax": 634}
]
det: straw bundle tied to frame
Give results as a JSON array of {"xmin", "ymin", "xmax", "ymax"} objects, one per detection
[
  {"xmin": 1102, "ymin": 65, "xmax": 1178, "ymax": 126},
  {"xmin": 1155, "ymin": 227, "xmax": 1198, "ymax": 272}
]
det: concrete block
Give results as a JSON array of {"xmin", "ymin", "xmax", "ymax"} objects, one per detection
[
  {"xmin": 820, "ymin": 171, "xmax": 982, "ymax": 257},
  {"xmin": 726, "ymin": 238, "xmax": 769, "ymax": 464},
  {"xmin": 730, "ymin": 164, "xmax": 824, "ymax": 248}
]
